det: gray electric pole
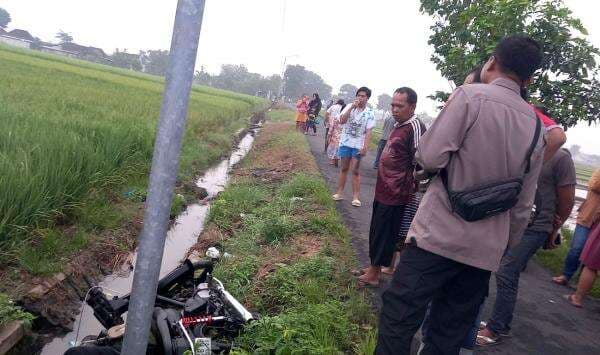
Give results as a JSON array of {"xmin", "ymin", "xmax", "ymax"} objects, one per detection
[{"xmin": 120, "ymin": 0, "xmax": 207, "ymax": 354}]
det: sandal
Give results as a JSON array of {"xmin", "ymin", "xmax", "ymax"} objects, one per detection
[
  {"xmin": 552, "ymin": 276, "xmax": 569, "ymax": 286},
  {"xmin": 332, "ymin": 194, "xmax": 344, "ymax": 201},
  {"xmin": 476, "ymin": 334, "xmax": 503, "ymax": 347},
  {"xmin": 563, "ymin": 294, "xmax": 583, "ymax": 308},
  {"xmin": 351, "ymin": 199, "xmax": 362, "ymax": 207}
]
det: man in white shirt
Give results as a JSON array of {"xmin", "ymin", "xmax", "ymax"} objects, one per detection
[{"xmin": 332, "ymin": 86, "xmax": 375, "ymax": 207}]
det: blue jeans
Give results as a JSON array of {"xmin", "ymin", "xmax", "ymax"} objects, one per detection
[
  {"xmin": 562, "ymin": 224, "xmax": 591, "ymax": 280},
  {"xmin": 373, "ymin": 139, "xmax": 387, "ymax": 168},
  {"xmin": 486, "ymin": 229, "xmax": 548, "ymax": 334}
]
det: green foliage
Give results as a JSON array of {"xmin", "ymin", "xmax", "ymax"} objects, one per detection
[
  {"xmin": 279, "ymin": 173, "xmax": 332, "ymax": 208},
  {"xmin": 283, "ymin": 64, "xmax": 332, "ymax": 100},
  {"xmin": 0, "ymin": 44, "xmax": 263, "ymax": 260},
  {"xmin": 354, "ymin": 329, "xmax": 378, "ymax": 355},
  {"xmin": 236, "ymin": 301, "xmax": 357, "ymax": 354},
  {"xmin": 259, "ymin": 255, "xmax": 335, "ymax": 312},
  {"xmin": 0, "ymin": 293, "xmax": 34, "ymax": 326},
  {"xmin": 209, "ymin": 183, "xmax": 268, "ymax": 230},
  {"xmin": 259, "ymin": 214, "xmax": 298, "ymax": 244},
  {"xmin": 266, "ymin": 108, "xmax": 296, "ymax": 122},
  {"xmin": 420, "ymin": 0, "xmax": 600, "ymax": 126},
  {"xmin": 18, "ymin": 229, "xmax": 89, "ymax": 275},
  {"xmin": 195, "ymin": 64, "xmax": 282, "ymax": 99},
  {"xmin": 0, "ymin": 7, "xmax": 10, "ymax": 29},
  {"xmin": 55, "ymin": 30, "xmax": 73, "ymax": 44}
]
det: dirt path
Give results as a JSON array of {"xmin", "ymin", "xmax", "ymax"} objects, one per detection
[{"xmin": 305, "ymin": 128, "xmax": 600, "ymax": 355}]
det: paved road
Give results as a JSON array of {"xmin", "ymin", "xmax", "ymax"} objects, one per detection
[{"xmin": 305, "ymin": 128, "xmax": 600, "ymax": 355}]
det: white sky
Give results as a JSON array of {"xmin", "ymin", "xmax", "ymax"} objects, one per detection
[{"xmin": 2, "ymin": 0, "xmax": 599, "ymax": 156}]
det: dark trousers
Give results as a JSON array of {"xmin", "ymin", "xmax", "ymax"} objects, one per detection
[
  {"xmin": 376, "ymin": 246, "xmax": 491, "ymax": 355},
  {"xmin": 487, "ymin": 229, "xmax": 548, "ymax": 334},
  {"xmin": 369, "ymin": 201, "xmax": 405, "ymax": 266},
  {"xmin": 305, "ymin": 119, "xmax": 317, "ymax": 133}
]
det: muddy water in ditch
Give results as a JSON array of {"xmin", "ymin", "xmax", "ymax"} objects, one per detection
[{"xmin": 41, "ymin": 130, "xmax": 256, "ymax": 355}]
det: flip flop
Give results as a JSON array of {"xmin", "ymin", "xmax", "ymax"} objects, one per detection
[
  {"xmin": 552, "ymin": 276, "xmax": 569, "ymax": 286},
  {"xmin": 332, "ymin": 194, "xmax": 344, "ymax": 201},
  {"xmin": 351, "ymin": 199, "xmax": 362, "ymax": 207},
  {"xmin": 563, "ymin": 294, "xmax": 583, "ymax": 308}
]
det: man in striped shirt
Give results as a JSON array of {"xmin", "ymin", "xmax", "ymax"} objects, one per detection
[{"xmin": 356, "ymin": 87, "xmax": 426, "ymax": 287}]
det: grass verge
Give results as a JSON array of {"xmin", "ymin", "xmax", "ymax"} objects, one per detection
[
  {"xmin": 190, "ymin": 110, "xmax": 376, "ymax": 354},
  {"xmin": 536, "ymin": 228, "xmax": 600, "ymax": 298}
]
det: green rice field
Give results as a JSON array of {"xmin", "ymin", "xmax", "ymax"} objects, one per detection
[
  {"xmin": 575, "ymin": 162, "xmax": 597, "ymax": 184},
  {"xmin": 0, "ymin": 44, "xmax": 264, "ymax": 254}
]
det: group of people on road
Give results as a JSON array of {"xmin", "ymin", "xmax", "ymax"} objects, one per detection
[
  {"xmin": 295, "ymin": 93, "xmax": 322, "ymax": 135},
  {"xmin": 303, "ymin": 34, "xmax": 600, "ymax": 355}
]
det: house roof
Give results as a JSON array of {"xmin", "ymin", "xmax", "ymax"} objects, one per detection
[
  {"xmin": 7, "ymin": 29, "xmax": 36, "ymax": 42},
  {"xmin": 59, "ymin": 42, "xmax": 108, "ymax": 58}
]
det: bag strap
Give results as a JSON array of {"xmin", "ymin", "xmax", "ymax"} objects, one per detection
[
  {"xmin": 441, "ymin": 113, "xmax": 542, "ymax": 193},
  {"xmin": 524, "ymin": 113, "xmax": 542, "ymax": 174}
]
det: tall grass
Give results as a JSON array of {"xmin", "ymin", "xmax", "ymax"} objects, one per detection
[{"xmin": 0, "ymin": 45, "xmax": 264, "ymax": 246}]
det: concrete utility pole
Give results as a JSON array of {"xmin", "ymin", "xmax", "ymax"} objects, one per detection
[{"xmin": 121, "ymin": 0, "xmax": 206, "ymax": 354}]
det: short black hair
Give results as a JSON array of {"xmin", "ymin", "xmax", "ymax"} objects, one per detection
[
  {"xmin": 468, "ymin": 65, "xmax": 483, "ymax": 83},
  {"xmin": 394, "ymin": 87, "xmax": 418, "ymax": 105},
  {"xmin": 356, "ymin": 86, "xmax": 371, "ymax": 98},
  {"xmin": 494, "ymin": 34, "xmax": 542, "ymax": 81}
]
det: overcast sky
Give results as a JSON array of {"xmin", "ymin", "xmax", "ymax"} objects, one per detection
[{"xmin": 2, "ymin": 0, "xmax": 599, "ymax": 156}]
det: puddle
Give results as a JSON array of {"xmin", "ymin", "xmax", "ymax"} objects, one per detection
[{"xmin": 41, "ymin": 130, "xmax": 256, "ymax": 355}]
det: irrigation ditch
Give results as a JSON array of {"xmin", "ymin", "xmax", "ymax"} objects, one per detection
[{"xmin": 6, "ymin": 111, "xmax": 266, "ymax": 355}]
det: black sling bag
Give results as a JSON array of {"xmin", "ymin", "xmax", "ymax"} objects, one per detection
[{"xmin": 441, "ymin": 116, "xmax": 541, "ymax": 222}]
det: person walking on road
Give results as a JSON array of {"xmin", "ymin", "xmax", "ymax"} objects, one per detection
[
  {"xmin": 332, "ymin": 87, "xmax": 375, "ymax": 207},
  {"xmin": 325, "ymin": 99, "xmax": 346, "ymax": 166},
  {"xmin": 354, "ymin": 87, "xmax": 425, "ymax": 287},
  {"xmin": 553, "ymin": 168, "xmax": 600, "ymax": 286},
  {"xmin": 306, "ymin": 93, "xmax": 322, "ymax": 135},
  {"xmin": 376, "ymin": 35, "xmax": 545, "ymax": 355},
  {"xmin": 295, "ymin": 95, "xmax": 309, "ymax": 132},
  {"xmin": 565, "ymin": 221, "xmax": 600, "ymax": 308},
  {"xmin": 477, "ymin": 148, "xmax": 576, "ymax": 346},
  {"xmin": 373, "ymin": 111, "xmax": 396, "ymax": 169}
]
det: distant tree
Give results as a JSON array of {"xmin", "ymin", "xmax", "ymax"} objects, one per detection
[
  {"xmin": 142, "ymin": 50, "xmax": 170, "ymax": 76},
  {"xmin": 55, "ymin": 30, "xmax": 73, "ymax": 44},
  {"xmin": 377, "ymin": 93, "xmax": 393, "ymax": 111},
  {"xmin": 110, "ymin": 49, "xmax": 142, "ymax": 71},
  {"xmin": 0, "ymin": 7, "xmax": 11, "ymax": 29},
  {"xmin": 283, "ymin": 65, "xmax": 332, "ymax": 100},
  {"xmin": 337, "ymin": 84, "xmax": 359, "ymax": 103},
  {"xmin": 194, "ymin": 66, "xmax": 212, "ymax": 86},
  {"xmin": 420, "ymin": 0, "xmax": 600, "ymax": 127}
]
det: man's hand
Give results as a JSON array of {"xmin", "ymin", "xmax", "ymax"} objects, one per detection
[
  {"xmin": 545, "ymin": 230, "xmax": 560, "ymax": 250},
  {"xmin": 351, "ymin": 99, "xmax": 359, "ymax": 109},
  {"xmin": 360, "ymin": 146, "xmax": 367, "ymax": 156},
  {"xmin": 553, "ymin": 214, "xmax": 563, "ymax": 229}
]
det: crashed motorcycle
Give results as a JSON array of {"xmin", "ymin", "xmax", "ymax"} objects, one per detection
[{"xmin": 65, "ymin": 249, "xmax": 255, "ymax": 355}]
